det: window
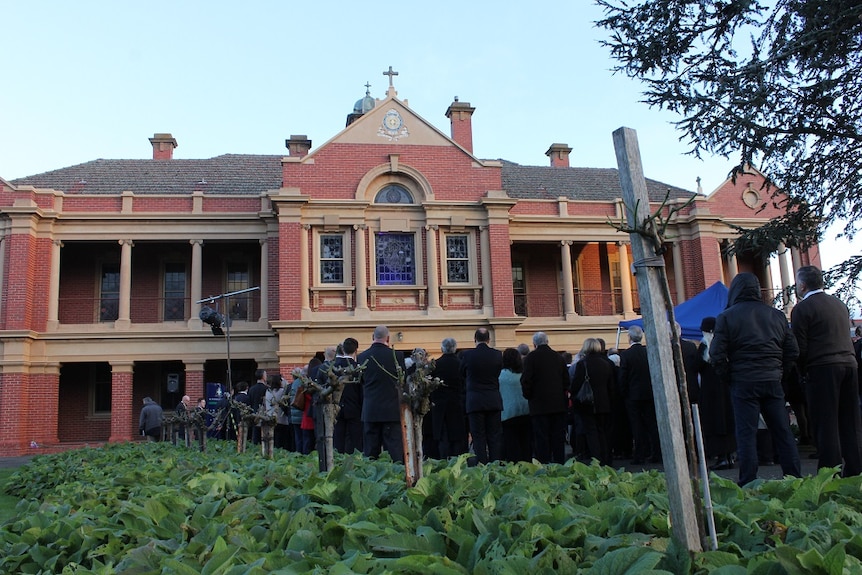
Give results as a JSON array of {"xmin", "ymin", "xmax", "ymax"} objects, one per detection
[
  {"xmin": 163, "ymin": 262, "xmax": 186, "ymax": 321},
  {"xmin": 92, "ymin": 363, "xmax": 112, "ymax": 414},
  {"xmin": 99, "ymin": 262, "xmax": 120, "ymax": 322},
  {"xmin": 227, "ymin": 263, "xmax": 250, "ymax": 320},
  {"xmin": 445, "ymin": 234, "xmax": 470, "ymax": 283},
  {"xmin": 320, "ymin": 235, "xmax": 344, "ymax": 284},
  {"xmin": 375, "ymin": 233, "xmax": 415, "ymax": 285},
  {"xmin": 513, "ymin": 263, "xmax": 527, "ymax": 316},
  {"xmin": 374, "ymin": 184, "xmax": 413, "ymax": 204}
]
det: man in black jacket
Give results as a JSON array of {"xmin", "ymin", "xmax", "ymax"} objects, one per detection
[
  {"xmin": 357, "ymin": 325, "xmax": 405, "ymax": 462},
  {"xmin": 333, "ymin": 338, "xmax": 363, "ymax": 454},
  {"xmin": 430, "ymin": 337, "xmax": 467, "ymax": 458},
  {"xmin": 459, "ymin": 327, "xmax": 504, "ymax": 463},
  {"xmin": 619, "ymin": 326, "xmax": 661, "ymax": 464},
  {"xmin": 521, "ymin": 331, "xmax": 569, "ymax": 464},
  {"xmin": 792, "ymin": 265, "xmax": 862, "ymax": 476},
  {"xmin": 710, "ymin": 272, "xmax": 801, "ymax": 485},
  {"xmin": 247, "ymin": 369, "xmax": 268, "ymax": 444}
]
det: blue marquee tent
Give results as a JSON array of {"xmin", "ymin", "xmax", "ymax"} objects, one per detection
[{"xmin": 618, "ymin": 281, "xmax": 729, "ymax": 341}]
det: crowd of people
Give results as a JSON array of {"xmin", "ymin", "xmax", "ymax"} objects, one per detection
[{"xmin": 161, "ymin": 265, "xmax": 861, "ymax": 486}]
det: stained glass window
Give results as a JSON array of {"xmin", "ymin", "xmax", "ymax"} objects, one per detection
[
  {"xmin": 320, "ymin": 235, "xmax": 344, "ymax": 283},
  {"xmin": 374, "ymin": 184, "xmax": 413, "ymax": 204},
  {"xmin": 445, "ymin": 235, "xmax": 470, "ymax": 283},
  {"xmin": 376, "ymin": 233, "xmax": 415, "ymax": 285}
]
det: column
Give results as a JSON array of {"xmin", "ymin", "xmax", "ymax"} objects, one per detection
[
  {"xmin": 116, "ymin": 239, "xmax": 133, "ymax": 330},
  {"xmin": 47, "ymin": 240, "xmax": 63, "ymax": 330},
  {"xmin": 618, "ymin": 241, "xmax": 635, "ymax": 317},
  {"xmin": 727, "ymin": 244, "xmax": 739, "ymax": 280},
  {"xmin": 560, "ymin": 240, "xmax": 576, "ymax": 318},
  {"xmin": 672, "ymin": 241, "xmax": 686, "ymax": 303},
  {"xmin": 764, "ymin": 260, "xmax": 775, "ymax": 302},
  {"xmin": 109, "ymin": 361, "xmax": 135, "ymax": 443},
  {"xmin": 188, "ymin": 240, "xmax": 203, "ymax": 329},
  {"xmin": 777, "ymin": 242, "xmax": 792, "ymax": 307},
  {"xmin": 480, "ymin": 226, "xmax": 492, "ymax": 312},
  {"xmin": 425, "ymin": 225, "xmax": 441, "ymax": 312},
  {"xmin": 791, "ymin": 247, "xmax": 802, "ymax": 275},
  {"xmin": 300, "ymin": 225, "xmax": 310, "ymax": 313},
  {"xmin": 354, "ymin": 225, "xmax": 369, "ymax": 313},
  {"xmin": 259, "ymin": 238, "xmax": 268, "ymax": 322}
]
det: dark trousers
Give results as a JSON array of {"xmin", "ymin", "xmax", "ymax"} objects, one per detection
[
  {"xmin": 627, "ymin": 398, "xmax": 661, "ymax": 461},
  {"xmin": 731, "ymin": 379, "xmax": 801, "ymax": 485},
  {"xmin": 502, "ymin": 415, "xmax": 532, "ymax": 462},
  {"xmin": 363, "ymin": 421, "xmax": 404, "ymax": 462},
  {"xmin": 468, "ymin": 410, "xmax": 503, "ymax": 463},
  {"xmin": 806, "ymin": 365, "xmax": 862, "ymax": 476},
  {"xmin": 334, "ymin": 417, "xmax": 363, "ymax": 454},
  {"xmin": 293, "ymin": 424, "xmax": 314, "ymax": 455},
  {"xmin": 274, "ymin": 423, "xmax": 293, "ymax": 450},
  {"xmin": 531, "ymin": 412, "xmax": 567, "ymax": 464},
  {"xmin": 581, "ymin": 411, "xmax": 613, "ymax": 466}
]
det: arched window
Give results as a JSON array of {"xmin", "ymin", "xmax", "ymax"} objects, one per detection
[{"xmin": 374, "ymin": 184, "xmax": 414, "ymax": 204}]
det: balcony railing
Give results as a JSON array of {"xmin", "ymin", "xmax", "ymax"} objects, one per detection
[
  {"xmin": 514, "ymin": 289, "xmax": 643, "ymax": 317},
  {"xmin": 57, "ymin": 295, "xmax": 260, "ymax": 325}
]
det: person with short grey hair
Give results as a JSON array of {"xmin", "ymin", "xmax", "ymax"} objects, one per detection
[
  {"xmin": 619, "ymin": 324, "xmax": 659, "ymax": 464},
  {"xmin": 792, "ymin": 265, "xmax": 862, "ymax": 476},
  {"xmin": 430, "ymin": 337, "xmax": 468, "ymax": 458},
  {"xmin": 521, "ymin": 331, "xmax": 569, "ymax": 464},
  {"xmin": 139, "ymin": 397, "xmax": 164, "ymax": 442},
  {"xmin": 357, "ymin": 325, "xmax": 406, "ymax": 462},
  {"xmin": 441, "ymin": 337, "xmax": 457, "ymax": 355}
]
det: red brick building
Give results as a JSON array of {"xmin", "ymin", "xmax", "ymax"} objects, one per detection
[{"xmin": 0, "ymin": 81, "xmax": 816, "ymax": 455}]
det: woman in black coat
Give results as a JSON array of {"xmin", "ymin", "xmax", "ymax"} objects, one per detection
[{"xmin": 571, "ymin": 338, "xmax": 614, "ymax": 466}]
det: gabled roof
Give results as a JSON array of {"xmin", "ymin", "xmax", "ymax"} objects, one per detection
[
  {"xmin": 9, "ymin": 153, "xmax": 698, "ymax": 202},
  {"xmin": 500, "ymin": 160, "xmax": 697, "ymax": 202},
  {"xmin": 10, "ymin": 155, "xmax": 283, "ymax": 195}
]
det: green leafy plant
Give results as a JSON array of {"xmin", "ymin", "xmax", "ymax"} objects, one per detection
[{"xmin": 2, "ymin": 443, "xmax": 862, "ymax": 573}]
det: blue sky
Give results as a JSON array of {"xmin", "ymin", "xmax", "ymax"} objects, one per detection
[{"xmin": 0, "ymin": 1, "xmax": 855, "ymax": 302}]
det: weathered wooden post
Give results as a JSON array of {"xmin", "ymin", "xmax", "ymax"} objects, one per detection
[
  {"xmin": 261, "ymin": 420, "xmax": 275, "ymax": 458},
  {"xmin": 400, "ymin": 350, "xmax": 442, "ymax": 487},
  {"xmin": 613, "ymin": 126, "xmax": 703, "ymax": 552}
]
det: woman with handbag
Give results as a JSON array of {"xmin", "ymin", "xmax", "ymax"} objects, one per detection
[{"xmin": 571, "ymin": 338, "xmax": 615, "ymax": 466}]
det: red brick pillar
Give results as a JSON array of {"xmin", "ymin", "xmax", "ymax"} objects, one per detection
[
  {"xmin": 109, "ymin": 362, "xmax": 135, "ymax": 443},
  {"xmin": 0, "ymin": 372, "xmax": 26, "ymax": 455},
  {"xmin": 29, "ymin": 369, "xmax": 61, "ymax": 446},
  {"xmin": 184, "ymin": 363, "xmax": 205, "ymax": 403}
]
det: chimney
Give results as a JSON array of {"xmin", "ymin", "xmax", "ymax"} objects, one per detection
[
  {"xmin": 445, "ymin": 98, "xmax": 475, "ymax": 154},
  {"xmin": 546, "ymin": 143, "xmax": 572, "ymax": 168},
  {"xmin": 286, "ymin": 134, "xmax": 312, "ymax": 157},
  {"xmin": 149, "ymin": 133, "xmax": 178, "ymax": 160}
]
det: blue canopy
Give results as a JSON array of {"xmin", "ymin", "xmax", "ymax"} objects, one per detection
[{"xmin": 618, "ymin": 281, "xmax": 729, "ymax": 340}]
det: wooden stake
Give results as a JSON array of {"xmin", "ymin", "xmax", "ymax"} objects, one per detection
[{"xmin": 613, "ymin": 126, "xmax": 703, "ymax": 552}]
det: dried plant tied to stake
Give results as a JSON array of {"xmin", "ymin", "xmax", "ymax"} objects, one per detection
[
  {"xmin": 290, "ymin": 363, "xmax": 366, "ymax": 471},
  {"xmin": 398, "ymin": 348, "xmax": 444, "ymax": 486}
]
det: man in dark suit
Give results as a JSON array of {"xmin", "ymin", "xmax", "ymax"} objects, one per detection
[
  {"xmin": 619, "ymin": 326, "xmax": 661, "ymax": 464},
  {"xmin": 459, "ymin": 327, "xmax": 504, "ymax": 463},
  {"xmin": 357, "ymin": 325, "xmax": 405, "ymax": 462},
  {"xmin": 792, "ymin": 265, "xmax": 862, "ymax": 476},
  {"xmin": 430, "ymin": 337, "xmax": 467, "ymax": 458},
  {"xmin": 333, "ymin": 337, "xmax": 363, "ymax": 454},
  {"xmin": 521, "ymin": 331, "xmax": 569, "ymax": 464},
  {"xmin": 247, "ymin": 369, "xmax": 268, "ymax": 444}
]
